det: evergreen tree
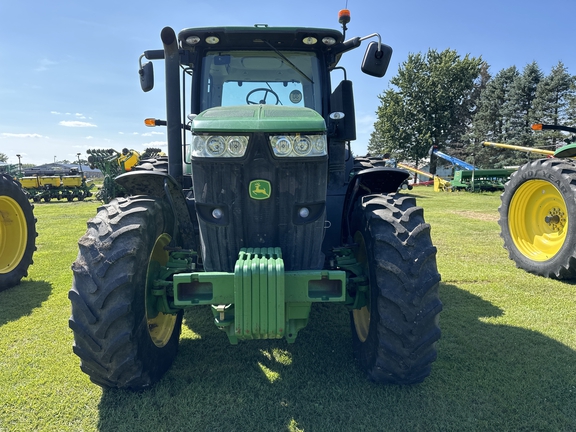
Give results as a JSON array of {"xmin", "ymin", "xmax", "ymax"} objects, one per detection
[
  {"xmin": 470, "ymin": 66, "xmax": 519, "ymax": 167},
  {"xmin": 502, "ymin": 62, "xmax": 543, "ymax": 147},
  {"xmin": 472, "ymin": 63, "xmax": 543, "ymax": 168},
  {"xmin": 567, "ymin": 80, "xmax": 576, "ymax": 130},
  {"xmin": 532, "ymin": 62, "xmax": 576, "ymax": 149}
]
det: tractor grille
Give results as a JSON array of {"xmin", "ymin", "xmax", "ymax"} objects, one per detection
[{"xmin": 191, "ymin": 133, "xmax": 327, "ymax": 272}]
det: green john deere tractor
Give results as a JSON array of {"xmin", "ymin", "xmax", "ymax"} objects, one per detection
[
  {"xmin": 69, "ymin": 12, "xmax": 442, "ymax": 390},
  {"xmin": 0, "ymin": 174, "xmax": 36, "ymax": 291},
  {"xmin": 499, "ymin": 123, "xmax": 576, "ymax": 279}
]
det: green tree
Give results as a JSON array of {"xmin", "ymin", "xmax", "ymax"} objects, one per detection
[
  {"xmin": 567, "ymin": 79, "xmax": 576, "ymax": 129},
  {"xmin": 470, "ymin": 66, "xmax": 519, "ymax": 167},
  {"xmin": 472, "ymin": 62, "xmax": 543, "ymax": 168},
  {"xmin": 369, "ymin": 49, "xmax": 483, "ymax": 169},
  {"xmin": 502, "ymin": 62, "xmax": 543, "ymax": 146},
  {"xmin": 0, "ymin": 152, "xmax": 7, "ymax": 163},
  {"xmin": 532, "ymin": 62, "xmax": 576, "ymax": 149},
  {"xmin": 449, "ymin": 61, "xmax": 492, "ymax": 163}
]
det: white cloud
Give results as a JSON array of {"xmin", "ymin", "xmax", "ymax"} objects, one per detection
[
  {"xmin": 59, "ymin": 121, "xmax": 97, "ymax": 128},
  {"xmin": 1, "ymin": 133, "xmax": 46, "ymax": 139},
  {"xmin": 36, "ymin": 58, "xmax": 57, "ymax": 72},
  {"xmin": 51, "ymin": 111, "xmax": 62, "ymax": 115},
  {"xmin": 85, "ymin": 136, "xmax": 94, "ymax": 140},
  {"xmin": 143, "ymin": 141, "xmax": 167, "ymax": 147},
  {"xmin": 142, "ymin": 131, "xmax": 165, "ymax": 137}
]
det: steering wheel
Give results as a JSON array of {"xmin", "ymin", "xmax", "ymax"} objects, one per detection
[{"xmin": 246, "ymin": 88, "xmax": 280, "ymax": 105}]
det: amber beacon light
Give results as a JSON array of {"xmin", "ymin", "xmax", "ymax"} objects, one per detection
[{"xmin": 338, "ymin": 9, "xmax": 351, "ymax": 25}]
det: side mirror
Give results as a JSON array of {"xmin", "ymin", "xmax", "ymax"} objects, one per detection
[
  {"xmin": 139, "ymin": 61, "xmax": 154, "ymax": 92},
  {"xmin": 361, "ymin": 41, "xmax": 392, "ymax": 78}
]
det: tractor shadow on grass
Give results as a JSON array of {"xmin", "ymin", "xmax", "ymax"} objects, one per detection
[
  {"xmin": 0, "ymin": 280, "xmax": 52, "ymax": 327},
  {"xmin": 97, "ymin": 284, "xmax": 576, "ymax": 431}
]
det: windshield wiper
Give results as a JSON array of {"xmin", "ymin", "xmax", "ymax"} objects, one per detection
[{"xmin": 262, "ymin": 40, "xmax": 314, "ymax": 84}]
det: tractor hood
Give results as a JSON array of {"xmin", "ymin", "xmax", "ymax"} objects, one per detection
[{"xmin": 191, "ymin": 105, "xmax": 326, "ymax": 134}]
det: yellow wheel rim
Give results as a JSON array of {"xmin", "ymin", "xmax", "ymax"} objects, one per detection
[
  {"xmin": 146, "ymin": 233, "xmax": 177, "ymax": 347},
  {"xmin": 508, "ymin": 179, "xmax": 568, "ymax": 261},
  {"xmin": 352, "ymin": 231, "xmax": 371, "ymax": 342},
  {"xmin": 0, "ymin": 196, "xmax": 28, "ymax": 274}
]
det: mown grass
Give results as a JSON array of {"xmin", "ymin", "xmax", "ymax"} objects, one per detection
[{"xmin": 1, "ymin": 189, "xmax": 575, "ymax": 431}]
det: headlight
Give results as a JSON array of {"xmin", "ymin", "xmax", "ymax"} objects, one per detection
[
  {"xmin": 192, "ymin": 135, "xmax": 249, "ymax": 158},
  {"xmin": 269, "ymin": 134, "xmax": 326, "ymax": 157}
]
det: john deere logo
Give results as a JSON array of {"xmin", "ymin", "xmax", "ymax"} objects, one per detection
[{"xmin": 249, "ymin": 179, "xmax": 271, "ymax": 200}]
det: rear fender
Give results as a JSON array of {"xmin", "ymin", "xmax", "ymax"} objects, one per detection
[
  {"xmin": 115, "ymin": 171, "xmax": 197, "ymax": 249},
  {"xmin": 341, "ymin": 167, "xmax": 409, "ymax": 243}
]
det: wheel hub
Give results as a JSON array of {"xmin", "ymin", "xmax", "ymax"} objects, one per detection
[
  {"xmin": 352, "ymin": 231, "xmax": 371, "ymax": 343},
  {"xmin": 544, "ymin": 207, "xmax": 565, "ymax": 231},
  {"xmin": 145, "ymin": 233, "xmax": 178, "ymax": 347}
]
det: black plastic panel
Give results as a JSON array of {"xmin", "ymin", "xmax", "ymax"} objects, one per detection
[{"xmin": 191, "ymin": 134, "xmax": 328, "ymax": 272}]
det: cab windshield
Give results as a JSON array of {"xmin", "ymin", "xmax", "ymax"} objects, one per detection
[{"xmin": 199, "ymin": 50, "xmax": 323, "ymax": 113}]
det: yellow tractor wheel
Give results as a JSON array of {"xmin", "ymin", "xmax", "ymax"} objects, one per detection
[
  {"xmin": 0, "ymin": 174, "xmax": 36, "ymax": 290},
  {"xmin": 499, "ymin": 158, "xmax": 576, "ymax": 279}
]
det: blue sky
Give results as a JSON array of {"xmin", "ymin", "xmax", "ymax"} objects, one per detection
[{"xmin": 1, "ymin": 0, "xmax": 575, "ymax": 165}]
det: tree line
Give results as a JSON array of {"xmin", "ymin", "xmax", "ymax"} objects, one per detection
[{"xmin": 367, "ymin": 49, "xmax": 576, "ymax": 171}]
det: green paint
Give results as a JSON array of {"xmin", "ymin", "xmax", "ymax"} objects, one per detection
[
  {"xmin": 191, "ymin": 105, "xmax": 326, "ymax": 134},
  {"xmin": 171, "ymin": 248, "xmax": 347, "ymax": 343},
  {"xmin": 555, "ymin": 143, "xmax": 576, "ymax": 158}
]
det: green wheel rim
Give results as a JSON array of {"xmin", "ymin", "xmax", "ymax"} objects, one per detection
[
  {"xmin": 508, "ymin": 179, "xmax": 568, "ymax": 261},
  {"xmin": 146, "ymin": 233, "xmax": 177, "ymax": 347},
  {"xmin": 0, "ymin": 195, "xmax": 28, "ymax": 275},
  {"xmin": 352, "ymin": 231, "xmax": 371, "ymax": 343}
]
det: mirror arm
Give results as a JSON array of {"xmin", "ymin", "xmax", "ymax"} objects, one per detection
[
  {"xmin": 144, "ymin": 49, "xmax": 165, "ymax": 60},
  {"xmin": 358, "ymin": 33, "xmax": 382, "ymax": 53}
]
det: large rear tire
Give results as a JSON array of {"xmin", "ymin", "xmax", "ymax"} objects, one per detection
[
  {"xmin": 499, "ymin": 158, "xmax": 576, "ymax": 279},
  {"xmin": 69, "ymin": 196, "xmax": 183, "ymax": 389},
  {"xmin": 350, "ymin": 194, "xmax": 442, "ymax": 384},
  {"xmin": 0, "ymin": 174, "xmax": 36, "ymax": 291}
]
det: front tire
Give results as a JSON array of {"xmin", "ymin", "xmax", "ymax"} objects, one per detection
[
  {"xmin": 0, "ymin": 174, "xmax": 37, "ymax": 291},
  {"xmin": 69, "ymin": 196, "xmax": 182, "ymax": 389},
  {"xmin": 350, "ymin": 194, "xmax": 442, "ymax": 384},
  {"xmin": 499, "ymin": 158, "xmax": 576, "ymax": 279}
]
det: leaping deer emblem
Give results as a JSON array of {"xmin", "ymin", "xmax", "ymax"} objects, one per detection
[{"xmin": 249, "ymin": 180, "xmax": 271, "ymax": 199}]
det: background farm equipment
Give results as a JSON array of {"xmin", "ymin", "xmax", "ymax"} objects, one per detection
[
  {"xmin": 20, "ymin": 168, "xmax": 94, "ymax": 203},
  {"xmin": 449, "ymin": 168, "xmax": 516, "ymax": 192},
  {"xmin": 396, "ymin": 162, "xmax": 451, "ymax": 191},
  {"xmin": 0, "ymin": 174, "xmax": 36, "ymax": 290},
  {"xmin": 430, "ymin": 146, "xmax": 514, "ymax": 192},
  {"xmin": 69, "ymin": 11, "xmax": 442, "ymax": 390},
  {"xmin": 488, "ymin": 124, "xmax": 576, "ymax": 279},
  {"xmin": 0, "ymin": 163, "xmax": 22, "ymax": 178},
  {"xmin": 86, "ymin": 147, "xmax": 163, "ymax": 202}
]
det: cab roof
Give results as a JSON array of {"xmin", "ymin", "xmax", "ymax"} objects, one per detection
[{"xmin": 178, "ymin": 26, "xmax": 344, "ymax": 53}]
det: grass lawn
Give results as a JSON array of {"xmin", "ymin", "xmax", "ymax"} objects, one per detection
[{"xmin": 1, "ymin": 189, "xmax": 575, "ymax": 431}]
